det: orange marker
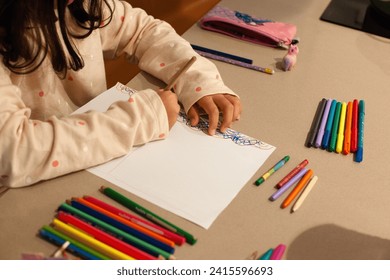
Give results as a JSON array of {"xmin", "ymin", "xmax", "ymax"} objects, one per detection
[
  {"xmin": 281, "ymin": 169, "xmax": 313, "ymax": 209},
  {"xmin": 343, "ymin": 102, "xmax": 353, "ymax": 155}
]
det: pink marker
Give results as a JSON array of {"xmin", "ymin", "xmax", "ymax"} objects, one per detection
[{"xmin": 270, "ymin": 244, "xmax": 286, "ymax": 260}]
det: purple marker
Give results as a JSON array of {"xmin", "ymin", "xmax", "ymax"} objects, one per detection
[
  {"xmin": 315, "ymin": 99, "xmax": 333, "ymax": 148},
  {"xmin": 269, "ymin": 168, "xmax": 308, "ymax": 201}
]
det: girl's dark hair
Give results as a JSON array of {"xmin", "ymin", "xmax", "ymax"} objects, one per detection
[{"xmin": 0, "ymin": 0, "xmax": 113, "ymax": 77}]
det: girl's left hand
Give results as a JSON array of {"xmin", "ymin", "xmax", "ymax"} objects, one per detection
[{"xmin": 187, "ymin": 94, "xmax": 242, "ymax": 135}]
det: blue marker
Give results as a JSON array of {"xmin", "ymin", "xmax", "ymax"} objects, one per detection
[
  {"xmin": 354, "ymin": 100, "xmax": 365, "ymax": 162},
  {"xmin": 322, "ymin": 99, "xmax": 337, "ymax": 149}
]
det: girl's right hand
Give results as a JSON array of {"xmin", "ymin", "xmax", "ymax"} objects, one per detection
[{"xmin": 156, "ymin": 89, "xmax": 180, "ymax": 130}]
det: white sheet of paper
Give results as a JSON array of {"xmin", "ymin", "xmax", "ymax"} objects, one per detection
[{"xmin": 74, "ymin": 83, "xmax": 275, "ymax": 229}]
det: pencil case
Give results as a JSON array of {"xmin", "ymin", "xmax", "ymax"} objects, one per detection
[{"xmin": 199, "ymin": 5, "xmax": 297, "ymax": 48}]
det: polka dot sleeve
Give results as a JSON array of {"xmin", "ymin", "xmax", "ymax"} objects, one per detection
[{"xmin": 99, "ymin": 0, "xmax": 238, "ymax": 113}]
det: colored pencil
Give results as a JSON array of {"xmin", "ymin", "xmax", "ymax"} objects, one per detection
[
  {"xmin": 74, "ymin": 197, "xmax": 175, "ymax": 248},
  {"xmin": 164, "ymin": 56, "xmax": 196, "ymax": 90},
  {"xmin": 51, "ymin": 218, "xmax": 135, "ymax": 260},
  {"xmin": 100, "ymin": 186, "xmax": 197, "ymax": 245},
  {"xmin": 194, "ymin": 49, "xmax": 274, "ymax": 74},
  {"xmin": 39, "ymin": 225, "xmax": 109, "ymax": 260},
  {"xmin": 83, "ymin": 195, "xmax": 185, "ymax": 246},
  {"xmin": 58, "ymin": 203, "xmax": 174, "ymax": 259},
  {"xmin": 68, "ymin": 199, "xmax": 175, "ymax": 253},
  {"xmin": 57, "ymin": 211, "xmax": 157, "ymax": 260},
  {"xmin": 191, "ymin": 44, "xmax": 253, "ymax": 64}
]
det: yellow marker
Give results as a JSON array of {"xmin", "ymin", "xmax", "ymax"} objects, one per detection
[
  {"xmin": 336, "ymin": 102, "xmax": 347, "ymax": 153},
  {"xmin": 51, "ymin": 219, "xmax": 134, "ymax": 260}
]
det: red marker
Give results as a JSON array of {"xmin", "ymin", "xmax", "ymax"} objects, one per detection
[
  {"xmin": 350, "ymin": 99, "xmax": 359, "ymax": 153},
  {"xmin": 276, "ymin": 159, "xmax": 309, "ymax": 189}
]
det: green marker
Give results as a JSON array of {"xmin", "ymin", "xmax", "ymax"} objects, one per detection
[
  {"xmin": 255, "ymin": 156, "xmax": 290, "ymax": 186},
  {"xmin": 258, "ymin": 248, "xmax": 274, "ymax": 260},
  {"xmin": 328, "ymin": 101, "xmax": 342, "ymax": 152}
]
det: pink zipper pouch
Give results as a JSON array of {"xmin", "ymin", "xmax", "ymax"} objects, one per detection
[{"xmin": 199, "ymin": 5, "xmax": 297, "ymax": 48}]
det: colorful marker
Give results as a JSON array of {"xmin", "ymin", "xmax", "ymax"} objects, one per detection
[
  {"xmin": 315, "ymin": 99, "xmax": 333, "ymax": 148},
  {"xmin": 336, "ymin": 102, "xmax": 347, "ymax": 153},
  {"xmin": 322, "ymin": 100, "xmax": 337, "ymax": 149},
  {"xmin": 350, "ymin": 99, "xmax": 359, "ymax": 153},
  {"xmin": 281, "ymin": 169, "xmax": 314, "ymax": 209},
  {"xmin": 258, "ymin": 248, "xmax": 274, "ymax": 260},
  {"xmin": 306, "ymin": 99, "xmax": 327, "ymax": 148},
  {"xmin": 270, "ymin": 168, "xmax": 308, "ymax": 201},
  {"xmin": 355, "ymin": 100, "xmax": 365, "ymax": 162},
  {"xmin": 328, "ymin": 102, "xmax": 341, "ymax": 152},
  {"xmin": 343, "ymin": 101, "xmax": 353, "ymax": 155},
  {"xmin": 255, "ymin": 156, "xmax": 290, "ymax": 186},
  {"xmin": 276, "ymin": 159, "xmax": 308, "ymax": 189},
  {"xmin": 270, "ymin": 244, "xmax": 286, "ymax": 260}
]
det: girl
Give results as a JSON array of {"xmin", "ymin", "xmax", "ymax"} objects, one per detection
[{"xmin": 0, "ymin": 0, "xmax": 241, "ymax": 188}]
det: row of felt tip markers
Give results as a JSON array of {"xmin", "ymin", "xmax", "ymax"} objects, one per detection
[
  {"xmin": 306, "ymin": 98, "xmax": 365, "ymax": 162},
  {"xmin": 38, "ymin": 186, "xmax": 197, "ymax": 260},
  {"xmin": 255, "ymin": 156, "xmax": 318, "ymax": 212}
]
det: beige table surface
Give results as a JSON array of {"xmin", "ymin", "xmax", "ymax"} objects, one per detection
[{"xmin": 1, "ymin": 0, "xmax": 390, "ymax": 260}]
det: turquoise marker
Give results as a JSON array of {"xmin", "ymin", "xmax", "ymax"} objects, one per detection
[
  {"xmin": 355, "ymin": 100, "xmax": 365, "ymax": 162},
  {"xmin": 322, "ymin": 99, "xmax": 337, "ymax": 149},
  {"xmin": 328, "ymin": 102, "xmax": 341, "ymax": 152},
  {"xmin": 258, "ymin": 248, "xmax": 273, "ymax": 260}
]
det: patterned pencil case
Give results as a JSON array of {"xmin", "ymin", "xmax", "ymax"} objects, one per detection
[{"xmin": 199, "ymin": 5, "xmax": 297, "ymax": 48}]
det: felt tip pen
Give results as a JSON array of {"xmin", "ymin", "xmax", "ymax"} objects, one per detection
[
  {"xmin": 258, "ymin": 248, "xmax": 274, "ymax": 260},
  {"xmin": 354, "ymin": 100, "xmax": 365, "ymax": 162},
  {"xmin": 328, "ymin": 102, "xmax": 342, "ymax": 152},
  {"xmin": 306, "ymin": 99, "xmax": 327, "ymax": 148},
  {"xmin": 350, "ymin": 99, "xmax": 359, "ymax": 153},
  {"xmin": 255, "ymin": 155, "xmax": 290, "ymax": 186},
  {"xmin": 270, "ymin": 168, "xmax": 308, "ymax": 201},
  {"xmin": 343, "ymin": 101, "xmax": 353, "ymax": 155},
  {"xmin": 276, "ymin": 159, "xmax": 309, "ymax": 189},
  {"xmin": 315, "ymin": 99, "xmax": 333, "ymax": 148},
  {"xmin": 281, "ymin": 169, "xmax": 314, "ymax": 209},
  {"xmin": 322, "ymin": 99, "xmax": 337, "ymax": 149},
  {"xmin": 336, "ymin": 102, "xmax": 347, "ymax": 153},
  {"xmin": 270, "ymin": 244, "xmax": 287, "ymax": 260}
]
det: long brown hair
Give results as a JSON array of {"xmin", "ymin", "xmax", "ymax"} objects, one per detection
[{"xmin": 0, "ymin": 0, "xmax": 113, "ymax": 77}]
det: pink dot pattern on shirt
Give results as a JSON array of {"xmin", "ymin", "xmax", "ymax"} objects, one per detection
[
  {"xmin": 128, "ymin": 97, "xmax": 135, "ymax": 103},
  {"xmin": 121, "ymin": 16, "xmax": 125, "ymax": 22},
  {"xmin": 160, "ymin": 63, "xmax": 165, "ymax": 67},
  {"xmin": 78, "ymin": 121, "xmax": 86, "ymax": 126},
  {"xmin": 195, "ymin": 86, "xmax": 202, "ymax": 92},
  {"xmin": 52, "ymin": 160, "xmax": 59, "ymax": 168},
  {"xmin": 159, "ymin": 133, "xmax": 165, "ymax": 139},
  {"xmin": 38, "ymin": 91, "xmax": 44, "ymax": 97},
  {"xmin": 68, "ymin": 75, "xmax": 74, "ymax": 81}
]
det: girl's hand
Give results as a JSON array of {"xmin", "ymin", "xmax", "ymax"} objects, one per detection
[{"xmin": 187, "ymin": 94, "xmax": 242, "ymax": 135}]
